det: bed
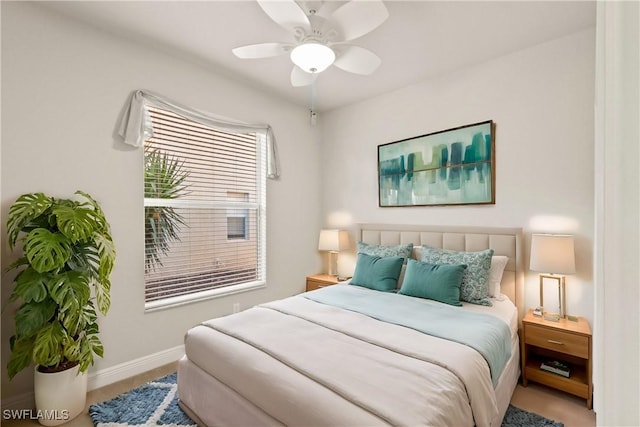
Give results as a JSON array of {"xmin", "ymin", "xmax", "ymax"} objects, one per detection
[{"xmin": 177, "ymin": 224, "xmax": 524, "ymax": 427}]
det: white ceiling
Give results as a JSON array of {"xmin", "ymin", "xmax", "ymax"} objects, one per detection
[{"xmin": 40, "ymin": 1, "xmax": 596, "ymax": 113}]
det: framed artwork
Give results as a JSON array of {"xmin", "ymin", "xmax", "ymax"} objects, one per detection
[{"xmin": 378, "ymin": 120, "xmax": 495, "ymax": 207}]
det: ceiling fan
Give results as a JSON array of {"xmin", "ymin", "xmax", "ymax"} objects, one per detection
[{"xmin": 232, "ymin": 0, "xmax": 389, "ymax": 87}]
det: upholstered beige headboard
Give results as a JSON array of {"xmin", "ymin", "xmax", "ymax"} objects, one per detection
[{"xmin": 358, "ymin": 223, "xmax": 525, "ymax": 322}]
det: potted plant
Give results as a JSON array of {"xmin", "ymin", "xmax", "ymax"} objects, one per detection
[{"xmin": 5, "ymin": 191, "xmax": 115, "ymax": 426}]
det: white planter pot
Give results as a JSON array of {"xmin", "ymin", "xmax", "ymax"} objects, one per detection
[{"xmin": 34, "ymin": 365, "xmax": 87, "ymax": 426}]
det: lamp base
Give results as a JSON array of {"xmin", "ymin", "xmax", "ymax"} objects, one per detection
[
  {"xmin": 539, "ymin": 274, "xmax": 567, "ymax": 320},
  {"xmin": 326, "ymin": 251, "xmax": 338, "ymax": 277}
]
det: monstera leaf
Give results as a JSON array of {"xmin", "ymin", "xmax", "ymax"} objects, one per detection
[
  {"xmin": 23, "ymin": 228, "xmax": 71, "ymax": 273},
  {"xmin": 7, "ymin": 336, "xmax": 36, "ymax": 380},
  {"xmin": 32, "ymin": 321, "xmax": 67, "ymax": 368},
  {"xmin": 7, "ymin": 193, "xmax": 52, "ymax": 249},
  {"xmin": 14, "ymin": 299, "xmax": 57, "ymax": 339},
  {"xmin": 94, "ymin": 233, "xmax": 115, "ymax": 283},
  {"xmin": 53, "ymin": 205, "xmax": 101, "ymax": 243},
  {"xmin": 10, "ymin": 267, "xmax": 49, "ymax": 304}
]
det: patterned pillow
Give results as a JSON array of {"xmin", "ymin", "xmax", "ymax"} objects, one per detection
[
  {"xmin": 421, "ymin": 247, "xmax": 494, "ymax": 306},
  {"xmin": 357, "ymin": 241, "xmax": 414, "ymax": 259}
]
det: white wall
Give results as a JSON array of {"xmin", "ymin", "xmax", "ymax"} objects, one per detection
[
  {"xmin": 321, "ymin": 30, "xmax": 596, "ymax": 323},
  {"xmin": 593, "ymin": 2, "xmax": 639, "ymax": 425},
  {"xmin": 1, "ymin": 2, "xmax": 322, "ymax": 401}
]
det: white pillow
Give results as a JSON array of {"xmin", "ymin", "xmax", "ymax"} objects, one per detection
[
  {"xmin": 396, "ymin": 264, "xmax": 407, "ymax": 289},
  {"xmin": 489, "ymin": 256, "xmax": 509, "ymax": 298}
]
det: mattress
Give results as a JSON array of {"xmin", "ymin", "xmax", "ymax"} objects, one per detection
[{"xmin": 178, "ymin": 284, "xmax": 519, "ymax": 427}]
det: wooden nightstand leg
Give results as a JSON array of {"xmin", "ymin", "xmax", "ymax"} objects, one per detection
[{"xmin": 520, "ymin": 330, "xmax": 528, "ymax": 386}]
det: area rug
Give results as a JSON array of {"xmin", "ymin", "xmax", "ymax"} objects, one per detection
[
  {"xmin": 89, "ymin": 373, "xmax": 196, "ymax": 426},
  {"xmin": 502, "ymin": 404, "xmax": 564, "ymax": 427},
  {"xmin": 89, "ymin": 372, "xmax": 564, "ymax": 427}
]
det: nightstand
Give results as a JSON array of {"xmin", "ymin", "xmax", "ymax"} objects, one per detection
[
  {"xmin": 521, "ymin": 309, "xmax": 592, "ymax": 408},
  {"xmin": 305, "ymin": 274, "xmax": 339, "ymax": 291}
]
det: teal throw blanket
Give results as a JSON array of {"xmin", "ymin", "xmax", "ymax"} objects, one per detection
[{"xmin": 304, "ymin": 285, "xmax": 511, "ymax": 387}]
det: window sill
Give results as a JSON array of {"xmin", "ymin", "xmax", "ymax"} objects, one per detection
[{"xmin": 144, "ymin": 280, "xmax": 266, "ymax": 313}]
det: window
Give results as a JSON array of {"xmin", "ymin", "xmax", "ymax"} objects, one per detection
[
  {"xmin": 143, "ymin": 106, "xmax": 266, "ymax": 309},
  {"xmin": 226, "ymin": 192, "xmax": 249, "ymax": 240}
]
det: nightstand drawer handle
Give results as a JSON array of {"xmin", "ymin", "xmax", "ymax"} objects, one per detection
[{"xmin": 547, "ymin": 339, "xmax": 565, "ymax": 345}]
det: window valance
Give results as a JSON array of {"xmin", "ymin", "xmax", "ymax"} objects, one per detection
[{"xmin": 117, "ymin": 89, "xmax": 280, "ymax": 179}]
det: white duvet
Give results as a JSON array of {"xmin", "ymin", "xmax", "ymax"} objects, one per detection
[{"xmin": 183, "ymin": 290, "xmax": 503, "ymax": 427}]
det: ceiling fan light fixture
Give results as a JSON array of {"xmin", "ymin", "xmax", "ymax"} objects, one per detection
[{"xmin": 290, "ymin": 42, "xmax": 335, "ymax": 73}]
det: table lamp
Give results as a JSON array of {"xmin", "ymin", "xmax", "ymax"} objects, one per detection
[
  {"xmin": 318, "ymin": 229, "xmax": 348, "ymax": 276},
  {"xmin": 529, "ymin": 233, "xmax": 576, "ymax": 321}
]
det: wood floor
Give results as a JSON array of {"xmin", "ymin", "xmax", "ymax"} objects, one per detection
[{"xmin": 4, "ymin": 362, "xmax": 596, "ymax": 427}]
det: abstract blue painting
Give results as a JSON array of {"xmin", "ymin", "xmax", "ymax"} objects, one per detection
[{"xmin": 378, "ymin": 120, "xmax": 495, "ymax": 207}]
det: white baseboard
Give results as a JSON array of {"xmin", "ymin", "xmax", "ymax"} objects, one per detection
[
  {"xmin": 1, "ymin": 345, "xmax": 185, "ymax": 411},
  {"xmin": 87, "ymin": 345, "xmax": 185, "ymax": 391}
]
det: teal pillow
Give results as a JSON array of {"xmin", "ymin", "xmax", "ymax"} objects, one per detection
[
  {"xmin": 399, "ymin": 260, "xmax": 467, "ymax": 306},
  {"xmin": 421, "ymin": 247, "xmax": 494, "ymax": 306},
  {"xmin": 350, "ymin": 253, "xmax": 404, "ymax": 291},
  {"xmin": 357, "ymin": 241, "xmax": 413, "ymax": 259}
]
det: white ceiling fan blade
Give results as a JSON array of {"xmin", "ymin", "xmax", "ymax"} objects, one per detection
[
  {"xmin": 232, "ymin": 42, "xmax": 292, "ymax": 59},
  {"xmin": 333, "ymin": 45, "xmax": 381, "ymax": 75},
  {"xmin": 257, "ymin": 0, "xmax": 311, "ymax": 33},
  {"xmin": 290, "ymin": 66, "xmax": 317, "ymax": 87},
  {"xmin": 330, "ymin": 0, "xmax": 389, "ymax": 41}
]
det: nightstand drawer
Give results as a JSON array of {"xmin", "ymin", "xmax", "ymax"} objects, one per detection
[
  {"xmin": 305, "ymin": 274, "xmax": 339, "ymax": 292},
  {"xmin": 306, "ymin": 280, "xmax": 332, "ymax": 291},
  {"xmin": 525, "ymin": 324, "xmax": 589, "ymax": 358}
]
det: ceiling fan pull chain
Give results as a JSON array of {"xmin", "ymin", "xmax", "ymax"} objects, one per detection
[{"xmin": 310, "ymin": 80, "xmax": 317, "ymax": 125}]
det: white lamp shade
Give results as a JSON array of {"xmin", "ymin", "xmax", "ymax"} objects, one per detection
[
  {"xmin": 290, "ymin": 42, "xmax": 335, "ymax": 73},
  {"xmin": 530, "ymin": 234, "xmax": 576, "ymax": 274},
  {"xmin": 318, "ymin": 229, "xmax": 348, "ymax": 252}
]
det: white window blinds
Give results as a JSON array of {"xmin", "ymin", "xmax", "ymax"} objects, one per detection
[{"xmin": 143, "ymin": 106, "xmax": 266, "ymax": 308}]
